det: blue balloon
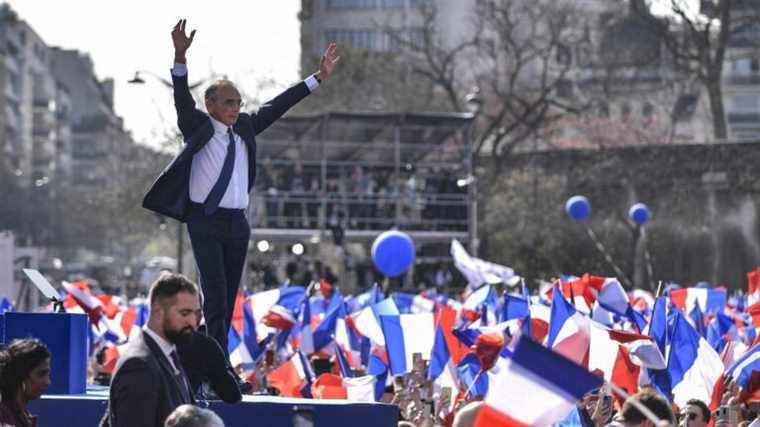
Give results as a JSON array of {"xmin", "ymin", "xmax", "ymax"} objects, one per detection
[
  {"xmin": 565, "ymin": 196, "xmax": 591, "ymax": 221},
  {"xmin": 629, "ymin": 203, "xmax": 650, "ymax": 225},
  {"xmin": 371, "ymin": 231, "xmax": 415, "ymax": 277}
]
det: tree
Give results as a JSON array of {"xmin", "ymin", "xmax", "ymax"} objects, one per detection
[
  {"xmin": 391, "ymin": 1, "xmax": 593, "ymax": 170},
  {"xmin": 634, "ymin": 0, "xmax": 760, "ymax": 140},
  {"xmin": 294, "ymin": 45, "xmax": 452, "ymax": 114}
]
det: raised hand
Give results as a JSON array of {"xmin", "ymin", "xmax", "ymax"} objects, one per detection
[
  {"xmin": 172, "ymin": 19, "xmax": 196, "ymax": 61},
  {"xmin": 317, "ymin": 43, "xmax": 340, "ymax": 82}
]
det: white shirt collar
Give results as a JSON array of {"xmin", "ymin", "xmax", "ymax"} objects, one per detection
[
  {"xmin": 143, "ymin": 325, "xmax": 177, "ymax": 362},
  {"xmin": 209, "ymin": 115, "xmax": 231, "ymax": 135}
]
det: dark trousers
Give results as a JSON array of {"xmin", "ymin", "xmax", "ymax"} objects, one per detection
[{"xmin": 186, "ymin": 203, "xmax": 250, "ymax": 356}]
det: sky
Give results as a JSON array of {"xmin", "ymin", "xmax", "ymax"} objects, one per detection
[{"xmin": 8, "ymin": 1, "xmax": 302, "ymax": 146}]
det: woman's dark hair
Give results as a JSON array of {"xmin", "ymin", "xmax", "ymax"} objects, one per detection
[{"xmin": 0, "ymin": 338, "xmax": 50, "ymax": 400}]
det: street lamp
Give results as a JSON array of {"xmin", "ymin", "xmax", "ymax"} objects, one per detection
[
  {"xmin": 128, "ymin": 70, "xmax": 209, "ymax": 90},
  {"xmin": 464, "ymin": 87, "xmax": 483, "ymax": 256}
]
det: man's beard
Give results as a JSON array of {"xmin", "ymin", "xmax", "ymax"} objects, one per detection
[{"xmin": 164, "ymin": 324, "xmax": 194, "ymax": 345}]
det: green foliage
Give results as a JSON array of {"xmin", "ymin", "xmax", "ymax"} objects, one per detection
[{"xmin": 480, "ymin": 143, "xmax": 760, "ymax": 290}]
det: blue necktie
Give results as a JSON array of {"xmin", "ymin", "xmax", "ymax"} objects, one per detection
[
  {"xmin": 204, "ymin": 128, "xmax": 236, "ymax": 215},
  {"xmin": 169, "ymin": 350, "xmax": 191, "ymax": 402}
]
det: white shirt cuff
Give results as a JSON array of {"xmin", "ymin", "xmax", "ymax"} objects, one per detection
[
  {"xmin": 172, "ymin": 63, "xmax": 188, "ymax": 77},
  {"xmin": 304, "ymin": 74, "xmax": 320, "ymax": 92}
]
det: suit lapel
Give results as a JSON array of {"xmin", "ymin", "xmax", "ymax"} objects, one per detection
[{"xmin": 141, "ymin": 331, "xmax": 192, "ymax": 404}]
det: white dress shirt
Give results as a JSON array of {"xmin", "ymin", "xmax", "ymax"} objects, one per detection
[
  {"xmin": 171, "ymin": 63, "xmax": 320, "ymax": 210},
  {"xmin": 143, "ymin": 325, "xmax": 181, "ymax": 375}
]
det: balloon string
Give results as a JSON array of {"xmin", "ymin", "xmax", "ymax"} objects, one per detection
[
  {"xmin": 641, "ymin": 227, "xmax": 656, "ymax": 292},
  {"xmin": 584, "ymin": 226, "xmax": 633, "ymax": 288}
]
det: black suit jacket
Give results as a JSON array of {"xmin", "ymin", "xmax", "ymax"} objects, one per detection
[
  {"xmin": 142, "ymin": 69, "xmax": 311, "ymax": 222},
  {"xmin": 177, "ymin": 331, "xmax": 241, "ymax": 404},
  {"xmin": 101, "ymin": 331, "xmax": 193, "ymax": 427}
]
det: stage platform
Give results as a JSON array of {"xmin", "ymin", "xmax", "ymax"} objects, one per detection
[{"xmin": 29, "ymin": 386, "xmax": 399, "ymax": 427}]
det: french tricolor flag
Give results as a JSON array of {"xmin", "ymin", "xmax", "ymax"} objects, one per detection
[
  {"xmin": 248, "ymin": 286, "xmax": 306, "ymax": 338},
  {"xmin": 474, "ymin": 338, "xmax": 603, "ymax": 427},
  {"xmin": 667, "ymin": 309, "xmax": 724, "ymax": 408},
  {"xmin": 351, "ymin": 298, "xmax": 400, "ymax": 347},
  {"xmin": 451, "ymin": 239, "xmax": 516, "ymax": 290},
  {"xmin": 391, "ymin": 292, "xmax": 436, "ymax": 314},
  {"xmin": 587, "ymin": 322, "xmax": 665, "ymax": 400},
  {"xmin": 334, "ymin": 347, "xmax": 379, "ymax": 402},
  {"xmin": 380, "ymin": 312, "xmax": 436, "ymax": 375},
  {"xmin": 297, "ymin": 293, "xmax": 315, "ymax": 354},
  {"xmin": 547, "ymin": 284, "xmax": 590, "ymax": 366},
  {"xmin": 670, "ymin": 287, "xmax": 727, "ymax": 315},
  {"xmin": 228, "ymin": 304, "xmax": 273, "ymax": 370},
  {"xmin": 345, "ymin": 284, "xmax": 383, "ymax": 314},
  {"xmin": 62, "ymin": 281, "xmax": 103, "ymax": 324},
  {"xmin": 710, "ymin": 341, "xmax": 760, "ymax": 409},
  {"xmin": 266, "ymin": 350, "xmax": 314, "ymax": 398},
  {"xmin": 428, "ymin": 305, "xmax": 469, "ymax": 407},
  {"xmin": 748, "ymin": 267, "xmax": 760, "ymax": 306}
]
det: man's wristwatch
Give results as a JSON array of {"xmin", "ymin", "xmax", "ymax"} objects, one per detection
[{"xmin": 315, "ymin": 74, "xmax": 322, "ymax": 84}]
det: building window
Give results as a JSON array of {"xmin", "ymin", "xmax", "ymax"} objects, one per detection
[
  {"xmin": 410, "ymin": 0, "xmax": 433, "ymax": 7},
  {"xmin": 733, "ymin": 58, "xmax": 751, "ymax": 74},
  {"xmin": 620, "ymin": 102, "xmax": 632, "ymax": 117},
  {"xmin": 556, "ymin": 43, "xmax": 572, "ymax": 66},
  {"xmin": 325, "ymin": 29, "xmax": 377, "ymax": 50},
  {"xmin": 731, "ymin": 94, "xmax": 758, "ymax": 112},
  {"xmin": 597, "ymin": 101, "xmax": 610, "ymax": 117},
  {"xmin": 556, "ymin": 79, "xmax": 573, "ymax": 98},
  {"xmin": 407, "ymin": 28, "xmax": 425, "ymax": 50},
  {"xmin": 326, "ymin": 0, "xmax": 377, "ymax": 9},
  {"xmin": 751, "ymin": 58, "xmax": 759, "ymax": 73},
  {"xmin": 379, "ymin": 0, "xmax": 404, "ymax": 8},
  {"xmin": 642, "ymin": 102, "xmax": 654, "ymax": 117}
]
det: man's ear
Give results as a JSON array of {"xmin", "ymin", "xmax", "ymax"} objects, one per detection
[{"xmin": 151, "ymin": 302, "xmax": 164, "ymax": 321}]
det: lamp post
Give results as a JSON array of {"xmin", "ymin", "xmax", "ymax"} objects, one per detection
[
  {"xmin": 127, "ymin": 70, "xmax": 214, "ymax": 274},
  {"xmin": 128, "ymin": 70, "xmax": 208, "ymax": 91},
  {"xmin": 464, "ymin": 87, "xmax": 483, "ymax": 256}
]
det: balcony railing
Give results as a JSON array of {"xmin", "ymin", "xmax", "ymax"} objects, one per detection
[
  {"xmin": 250, "ymin": 192, "xmax": 468, "ymax": 232},
  {"xmin": 724, "ymin": 74, "xmax": 760, "ymax": 86}
]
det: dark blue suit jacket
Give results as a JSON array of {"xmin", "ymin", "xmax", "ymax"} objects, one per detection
[{"xmin": 142, "ymin": 70, "xmax": 311, "ymax": 221}]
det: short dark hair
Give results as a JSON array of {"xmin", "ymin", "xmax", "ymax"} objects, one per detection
[
  {"xmin": 149, "ymin": 272, "xmax": 198, "ymax": 307},
  {"xmin": 620, "ymin": 389, "xmax": 675, "ymax": 425},
  {"xmin": 686, "ymin": 398, "xmax": 711, "ymax": 422},
  {"xmin": 0, "ymin": 338, "xmax": 50, "ymax": 400},
  {"xmin": 164, "ymin": 404, "xmax": 224, "ymax": 427},
  {"xmin": 204, "ymin": 79, "xmax": 237, "ymax": 101}
]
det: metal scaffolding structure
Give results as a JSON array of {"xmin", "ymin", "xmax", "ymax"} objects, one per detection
[{"xmin": 250, "ymin": 111, "xmax": 477, "ymax": 248}]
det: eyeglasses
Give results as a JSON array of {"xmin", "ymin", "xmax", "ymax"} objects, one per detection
[
  {"xmin": 679, "ymin": 412, "xmax": 697, "ymax": 421},
  {"xmin": 220, "ymin": 98, "xmax": 245, "ymax": 109}
]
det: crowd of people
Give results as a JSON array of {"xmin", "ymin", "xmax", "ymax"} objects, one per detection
[
  {"xmin": 14, "ymin": 12, "xmax": 759, "ymax": 427},
  {"xmin": 255, "ymin": 160, "xmax": 468, "ymax": 231},
  {"xmin": 7, "ymin": 259, "xmax": 760, "ymax": 427}
]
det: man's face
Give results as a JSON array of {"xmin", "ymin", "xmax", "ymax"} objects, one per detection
[
  {"xmin": 160, "ymin": 291, "xmax": 201, "ymax": 345},
  {"xmin": 206, "ymin": 85, "xmax": 242, "ymax": 126},
  {"xmin": 679, "ymin": 404, "xmax": 708, "ymax": 427}
]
